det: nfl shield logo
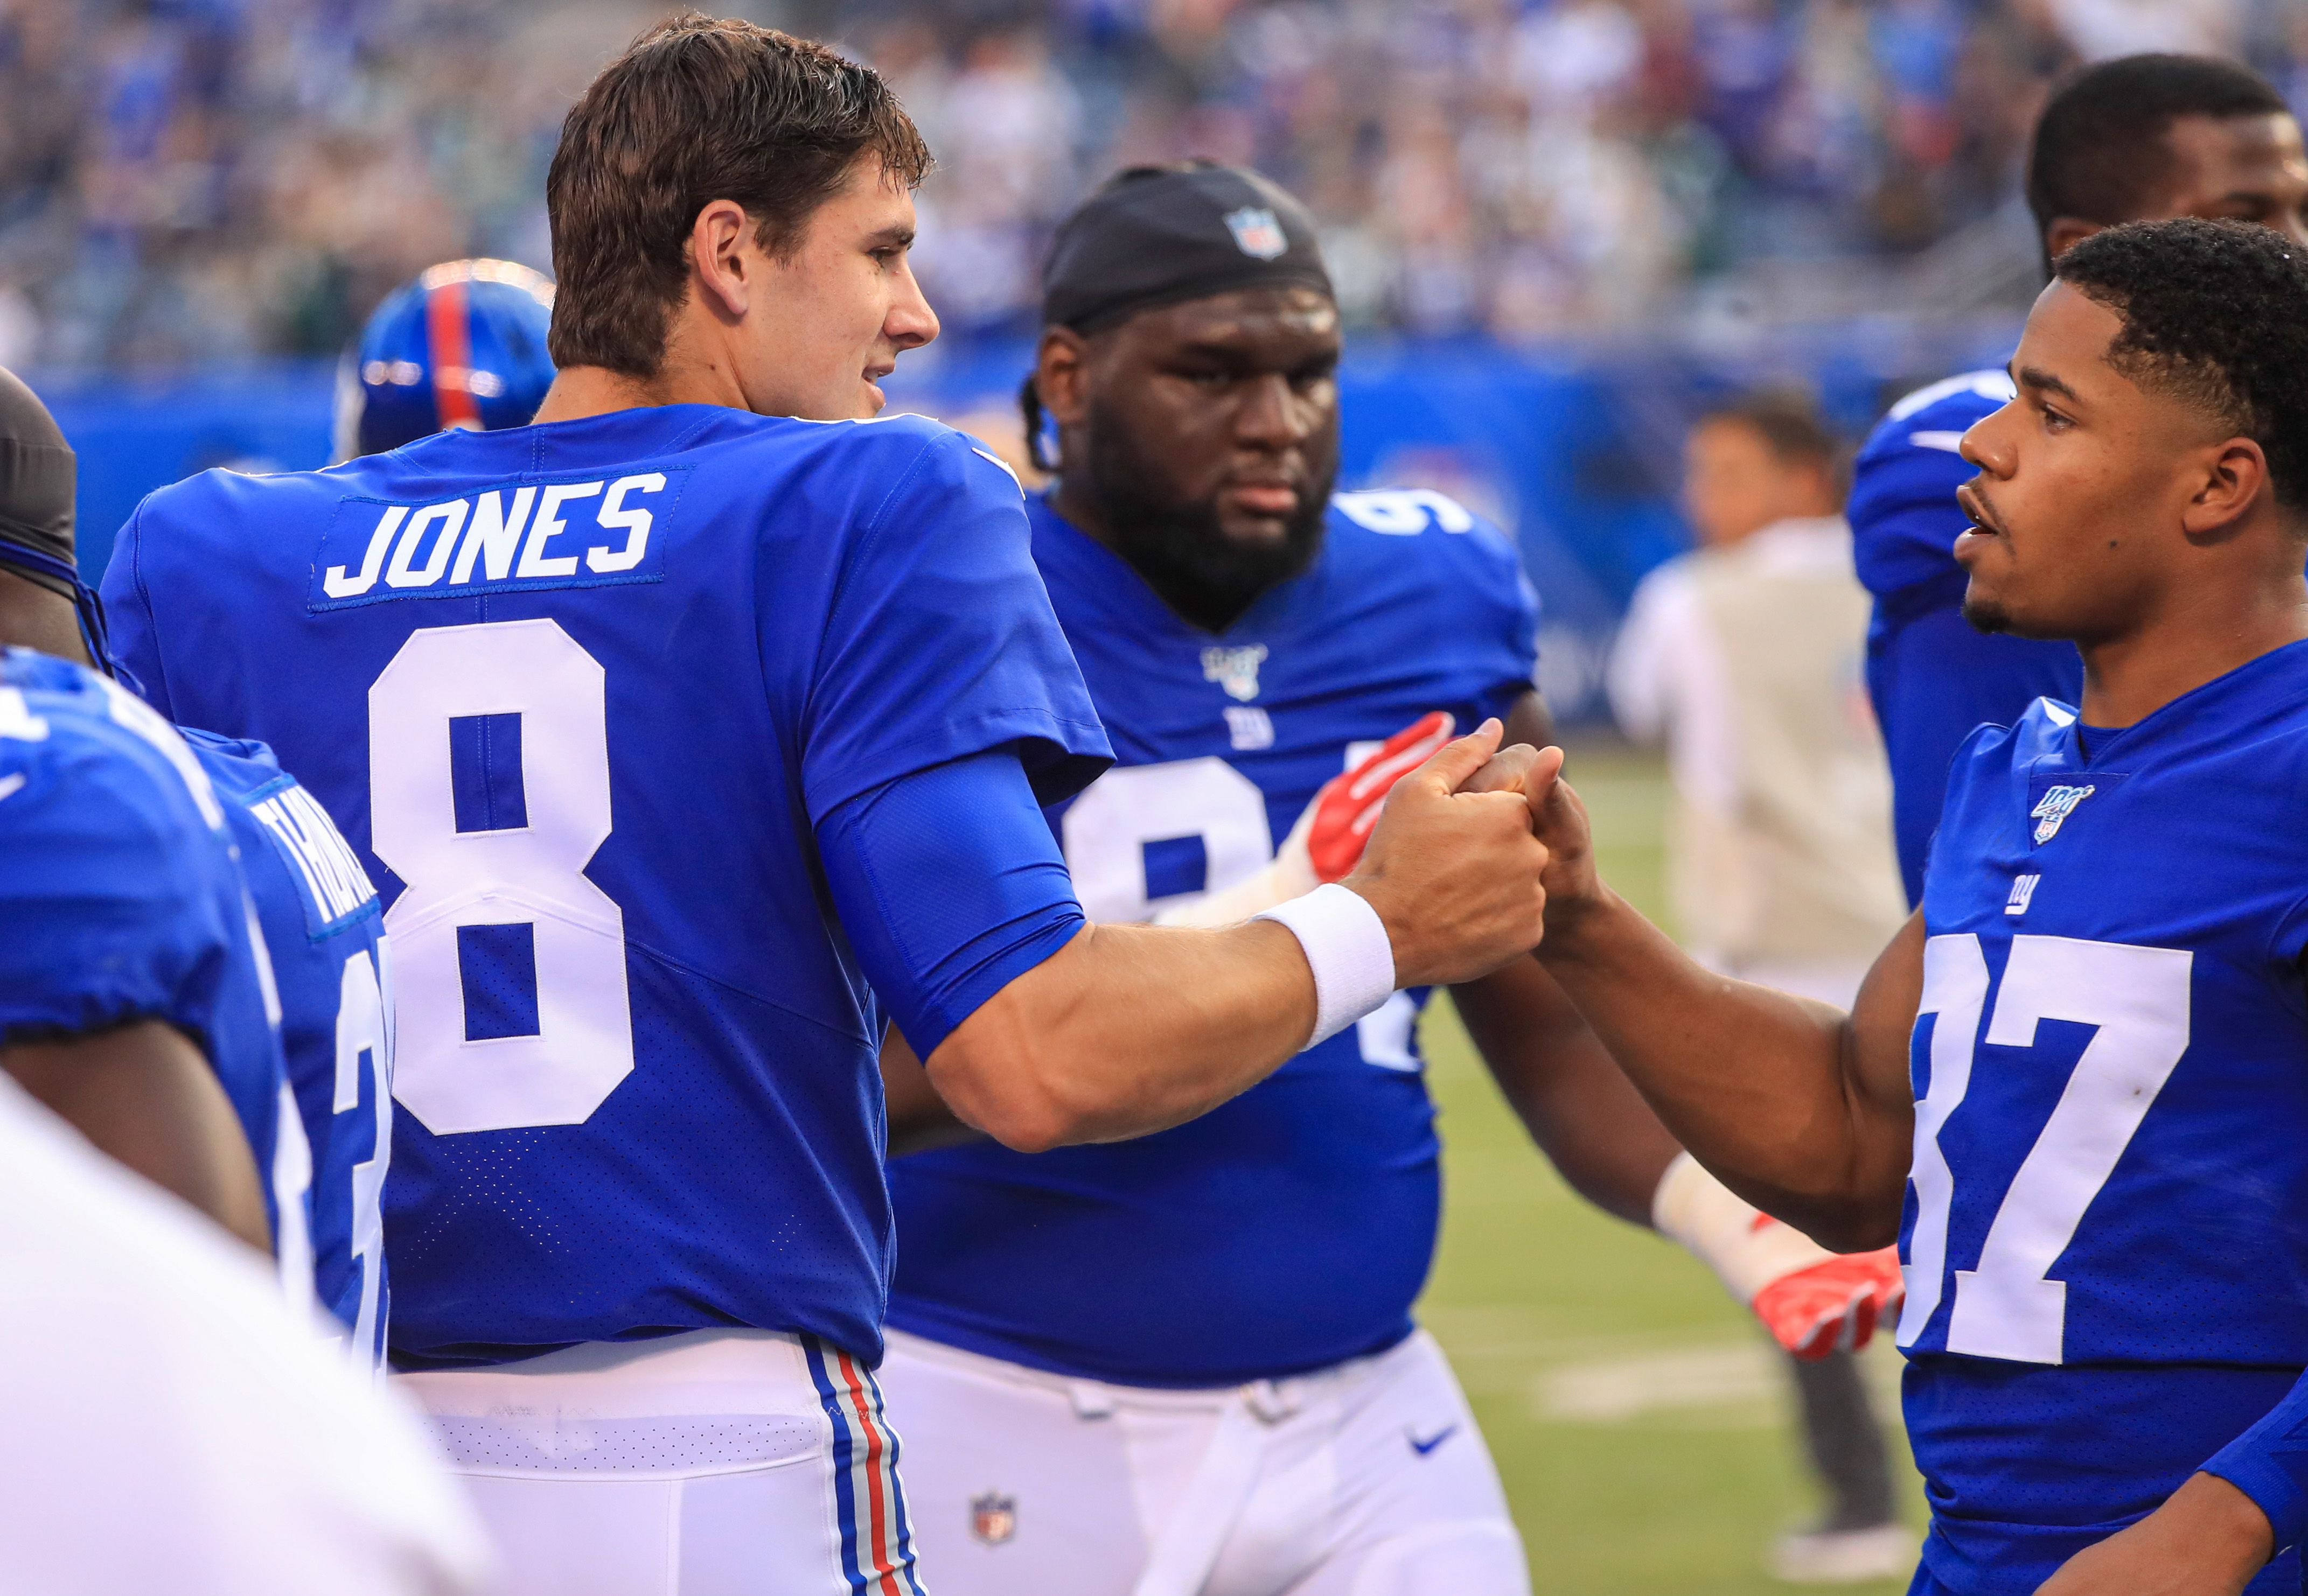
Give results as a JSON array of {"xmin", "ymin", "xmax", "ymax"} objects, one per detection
[
  {"xmin": 1224, "ymin": 206, "xmax": 1289, "ymax": 260},
  {"xmin": 970, "ymin": 1490, "xmax": 1017, "ymax": 1546}
]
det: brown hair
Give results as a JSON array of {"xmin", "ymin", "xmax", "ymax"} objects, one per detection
[
  {"xmin": 546, "ymin": 13, "xmax": 932, "ymax": 377},
  {"xmin": 1699, "ymin": 390, "xmax": 1846, "ymax": 488}
]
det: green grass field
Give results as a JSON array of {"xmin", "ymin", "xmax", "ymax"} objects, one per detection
[{"xmin": 1414, "ymin": 741, "xmax": 1923, "ymax": 1594}]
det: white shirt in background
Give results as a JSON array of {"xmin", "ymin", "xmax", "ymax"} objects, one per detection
[
  {"xmin": 1608, "ymin": 514, "xmax": 1906, "ymax": 996},
  {"xmin": 0, "ymin": 1074, "xmax": 492, "ymax": 1596}
]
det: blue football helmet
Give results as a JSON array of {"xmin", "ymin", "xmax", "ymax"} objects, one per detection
[{"xmin": 334, "ymin": 259, "xmax": 556, "ymax": 459}]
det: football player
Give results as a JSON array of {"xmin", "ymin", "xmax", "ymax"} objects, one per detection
[
  {"xmin": 0, "ymin": 373, "xmax": 302, "ymax": 1275},
  {"xmin": 875, "ymin": 164, "xmax": 1903, "ymax": 1596},
  {"xmin": 336, "ymin": 257, "xmax": 557, "ymax": 459},
  {"xmin": 97, "ymin": 20, "xmax": 1551, "ymax": 1594},
  {"xmin": 0, "ymin": 669, "xmax": 484, "ymax": 1595},
  {"xmin": 2, "ymin": 367, "xmax": 391, "ymax": 1364},
  {"xmin": 1525, "ymin": 219, "xmax": 2308, "ymax": 1596},
  {"xmin": 1851, "ymin": 53, "xmax": 2308, "ymax": 905}
]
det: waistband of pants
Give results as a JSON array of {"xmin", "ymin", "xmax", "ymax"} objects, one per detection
[
  {"xmin": 396, "ymin": 1327, "xmax": 834, "ymax": 1477},
  {"xmin": 883, "ymin": 1324, "xmax": 1427, "ymax": 1422}
]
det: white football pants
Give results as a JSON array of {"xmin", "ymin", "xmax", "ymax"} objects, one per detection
[
  {"xmin": 878, "ymin": 1326, "xmax": 1529, "ymax": 1596},
  {"xmin": 396, "ymin": 1327, "xmax": 924, "ymax": 1596}
]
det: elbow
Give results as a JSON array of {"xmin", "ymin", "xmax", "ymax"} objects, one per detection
[
  {"xmin": 1801, "ymin": 1210, "xmax": 1902, "ymax": 1255},
  {"xmin": 922, "ymin": 1024, "xmax": 1098, "ymax": 1155}
]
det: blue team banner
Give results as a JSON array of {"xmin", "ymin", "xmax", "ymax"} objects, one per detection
[{"xmin": 307, "ymin": 465, "xmax": 687, "ymax": 611}]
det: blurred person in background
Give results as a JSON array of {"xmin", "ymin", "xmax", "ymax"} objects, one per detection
[
  {"xmin": 1850, "ymin": 52, "xmax": 2308, "ymax": 905},
  {"xmin": 877, "ymin": 163, "xmax": 1902, "ymax": 1596},
  {"xmin": 0, "ymin": 674, "xmax": 486, "ymax": 1595},
  {"xmin": 334, "ymin": 258, "xmax": 557, "ymax": 460},
  {"xmin": 12, "ymin": 364, "xmax": 398, "ymax": 1368},
  {"xmin": 1610, "ymin": 391, "xmax": 1912, "ymax": 1584}
]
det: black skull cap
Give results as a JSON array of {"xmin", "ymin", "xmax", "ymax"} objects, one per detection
[
  {"xmin": 1041, "ymin": 161, "xmax": 1334, "ymax": 334},
  {"xmin": 0, "ymin": 367, "xmax": 75, "ymax": 599}
]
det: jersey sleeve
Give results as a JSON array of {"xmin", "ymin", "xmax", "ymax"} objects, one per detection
[
  {"xmin": 95, "ymin": 501, "xmax": 175, "ymax": 720},
  {"xmin": 2202, "ymin": 1376, "xmax": 2308, "ymax": 1553},
  {"xmin": 794, "ymin": 432, "xmax": 1112, "ymax": 824},
  {"xmin": 0, "ymin": 731, "xmax": 238, "ymax": 1046},
  {"xmin": 1847, "ymin": 380, "xmax": 2007, "ymax": 606},
  {"xmin": 817, "ymin": 748, "xmax": 1086, "ymax": 1056},
  {"xmin": 1456, "ymin": 511, "xmax": 1540, "ymax": 722}
]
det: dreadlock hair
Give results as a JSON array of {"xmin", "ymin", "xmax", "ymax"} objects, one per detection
[{"xmin": 2055, "ymin": 216, "xmax": 2308, "ymax": 514}]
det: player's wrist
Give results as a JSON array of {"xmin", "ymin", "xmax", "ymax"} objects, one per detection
[
  {"xmin": 1254, "ymin": 883, "xmax": 1397, "ymax": 1046},
  {"xmin": 2153, "ymin": 1474, "xmax": 2276, "ymax": 1584}
]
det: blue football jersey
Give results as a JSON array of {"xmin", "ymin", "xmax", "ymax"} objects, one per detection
[
  {"xmin": 886, "ymin": 489, "xmax": 1539, "ymax": 1387},
  {"xmin": 187, "ymin": 730, "xmax": 393, "ymax": 1367},
  {"xmin": 0, "ymin": 650, "xmax": 299, "ymax": 1252},
  {"xmin": 102, "ymin": 405, "xmax": 1109, "ymax": 1368},
  {"xmin": 1849, "ymin": 370, "xmax": 2082, "ymax": 905},
  {"xmin": 1898, "ymin": 640, "xmax": 2308, "ymax": 1592}
]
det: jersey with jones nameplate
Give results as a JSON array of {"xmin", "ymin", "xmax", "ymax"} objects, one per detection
[
  {"xmin": 886, "ymin": 488, "xmax": 1538, "ymax": 1387},
  {"xmin": 187, "ymin": 730, "xmax": 393, "ymax": 1368},
  {"xmin": 1899, "ymin": 640, "xmax": 2308, "ymax": 1593},
  {"xmin": 1848, "ymin": 370, "xmax": 2082, "ymax": 905},
  {"xmin": 102, "ymin": 405, "xmax": 1110, "ymax": 1368},
  {"xmin": 0, "ymin": 650, "xmax": 302, "ymax": 1257}
]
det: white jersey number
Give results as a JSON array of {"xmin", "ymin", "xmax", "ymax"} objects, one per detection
[
  {"xmin": 333, "ymin": 946, "xmax": 392, "ymax": 1367},
  {"xmin": 1058, "ymin": 753, "xmax": 1418, "ymax": 1068},
  {"xmin": 1899, "ymin": 932, "xmax": 2192, "ymax": 1363},
  {"xmin": 369, "ymin": 619, "xmax": 635, "ymax": 1135}
]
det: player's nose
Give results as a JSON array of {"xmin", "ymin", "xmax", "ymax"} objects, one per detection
[{"xmin": 888, "ymin": 263, "xmax": 939, "ymax": 352}]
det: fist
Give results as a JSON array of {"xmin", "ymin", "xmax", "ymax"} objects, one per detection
[{"xmin": 1344, "ymin": 718, "xmax": 1549, "ymax": 989}]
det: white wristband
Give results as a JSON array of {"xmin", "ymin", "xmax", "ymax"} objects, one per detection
[{"xmin": 1255, "ymin": 883, "xmax": 1397, "ymax": 1047}]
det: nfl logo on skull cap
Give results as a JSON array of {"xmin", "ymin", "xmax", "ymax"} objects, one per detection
[
  {"xmin": 1224, "ymin": 206, "xmax": 1289, "ymax": 260},
  {"xmin": 970, "ymin": 1490, "xmax": 1017, "ymax": 1546}
]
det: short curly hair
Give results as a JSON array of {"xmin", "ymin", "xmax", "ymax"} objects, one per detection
[{"xmin": 2054, "ymin": 217, "xmax": 2308, "ymax": 510}]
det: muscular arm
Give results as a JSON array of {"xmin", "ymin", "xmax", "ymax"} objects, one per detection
[
  {"xmin": 1526, "ymin": 753, "xmax": 1921, "ymax": 1251},
  {"xmin": 4, "ymin": 1019, "xmax": 271, "ymax": 1252},
  {"xmin": 842, "ymin": 722, "xmax": 1546, "ymax": 1156}
]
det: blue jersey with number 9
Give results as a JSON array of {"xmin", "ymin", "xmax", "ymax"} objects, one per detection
[
  {"xmin": 102, "ymin": 406, "xmax": 1110, "ymax": 1369},
  {"xmin": 1902, "ymin": 638, "xmax": 2308, "ymax": 1593},
  {"xmin": 885, "ymin": 489, "xmax": 1538, "ymax": 1387}
]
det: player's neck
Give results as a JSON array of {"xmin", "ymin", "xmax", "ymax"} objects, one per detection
[
  {"xmin": 0, "ymin": 572, "xmax": 86, "ymax": 667},
  {"xmin": 533, "ymin": 363, "xmax": 726, "ymax": 425},
  {"xmin": 2076, "ymin": 573, "xmax": 2308, "ymax": 728}
]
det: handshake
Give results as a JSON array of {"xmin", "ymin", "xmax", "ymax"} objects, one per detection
[{"xmin": 1166, "ymin": 710, "xmax": 1906, "ymax": 1360}]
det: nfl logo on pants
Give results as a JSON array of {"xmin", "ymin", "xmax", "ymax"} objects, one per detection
[{"xmin": 970, "ymin": 1491, "xmax": 1017, "ymax": 1546}]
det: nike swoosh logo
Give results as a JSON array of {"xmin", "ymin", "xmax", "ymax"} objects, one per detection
[
  {"xmin": 1407, "ymin": 1424, "xmax": 1458, "ymax": 1457},
  {"xmin": 0, "ymin": 773, "xmax": 24, "ymax": 802}
]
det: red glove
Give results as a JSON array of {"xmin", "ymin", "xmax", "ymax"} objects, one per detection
[
  {"xmin": 1654, "ymin": 1152, "xmax": 1906, "ymax": 1360},
  {"xmin": 1304, "ymin": 711, "xmax": 1456, "ymax": 883},
  {"xmin": 1749, "ymin": 1227, "xmax": 1907, "ymax": 1359}
]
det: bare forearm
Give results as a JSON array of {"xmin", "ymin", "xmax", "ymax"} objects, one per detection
[
  {"xmin": 1450, "ymin": 962, "xmax": 1677, "ymax": 1225},
  {"xmin": 926, "ymin": 920, "xmax": 1317, "ymax": 1151},
  {"xmin": 1537, "ymin": 892, "xmax": 1906, "ymax": 1246}
]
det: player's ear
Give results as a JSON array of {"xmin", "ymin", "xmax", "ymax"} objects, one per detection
[
  {"xmin": 2180, "ymin": 436, "xmax": 2271, "ymax": 543},
  {"xmin": 1035, "ymin": 328, "xmax": 1092, "ymax": 427},
  {"xmin": 2043, "ymin": 216, "xmax": 2103, "ymax": 262},
  {"xmin": 687, "ymin": 199, "xmax": 757, "ymax": 323}
]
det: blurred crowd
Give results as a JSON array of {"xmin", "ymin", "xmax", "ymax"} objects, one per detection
[{"xmin": 13, "ymin": 0, "xmax": 2308, "ymax": 368}]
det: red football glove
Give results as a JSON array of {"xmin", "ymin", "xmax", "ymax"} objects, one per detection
[
  {"xmin": 1748, "ymin": 1226, "xmax": 1906, "ymax": 1360},
  {"xmin": 1654, "ymin": 1152, "xmax": 1906, "ymax": 1360},
  {"xmin": 1303, "ymin": 711, "xmax": 1456, "ymax": 883}
]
